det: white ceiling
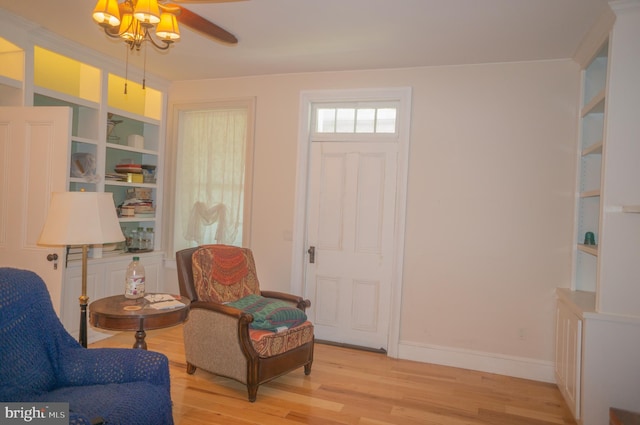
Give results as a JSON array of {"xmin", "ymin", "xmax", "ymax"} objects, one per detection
[{"xmin": 0, "ymin": 0, "xmax": 609, "ymax": 82}]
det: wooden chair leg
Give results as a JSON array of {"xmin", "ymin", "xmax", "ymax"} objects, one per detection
[
  {"xmin": 186, "ymin": 362, "xmax": 197, "ymax": 375},
  {"xmin": 247, "ymin": 384, "xmax": 258, "ymax": 402},
  {"xmin": 304, "ymin": 362, "xmax": 312, "ymax": 376}
]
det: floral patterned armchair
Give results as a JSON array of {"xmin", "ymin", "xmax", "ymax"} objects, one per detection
[{"xmin": 176, "ymin": 244, "xmax": 314, "ymax": 402}]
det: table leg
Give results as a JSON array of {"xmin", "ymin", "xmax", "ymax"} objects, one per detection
[{"xmin": 134, "ymin": 319, "xmax": 147, "ymax": 350}]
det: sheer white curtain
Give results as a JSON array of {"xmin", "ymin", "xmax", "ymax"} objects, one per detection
[{"xmin": 175, "ymin": 107, "xmax": 247, "ymax": 250}]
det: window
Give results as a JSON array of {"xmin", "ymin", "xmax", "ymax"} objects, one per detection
[
  {"xmin": 173, "ymin": 99, "xmax": 254, "ymax": 253},
  {"xmin": 313, "ymin": 102, "xmax": 398, "ymax": 135}
]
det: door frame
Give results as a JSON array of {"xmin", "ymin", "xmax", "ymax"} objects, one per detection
[{"xmin": 290, "ymin": 87, "xmax": 412, "ymax": 357}]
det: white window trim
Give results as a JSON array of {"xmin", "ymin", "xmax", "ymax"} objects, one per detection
[{"xmin": 291, "ymin": 87, "xmax": 412, "ymax": 358}]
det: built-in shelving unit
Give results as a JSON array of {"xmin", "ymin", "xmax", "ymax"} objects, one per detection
[
  {"xmin": 573, "ymin": 41, "xmax": 608, "ymax": 296},
  {"xmin": 557, "ymin": 4, "xmax": 640, "ymax": 424},
  {"xmin": 30, "ymin": 47, "xmax": 164, "ymax": 260},
  {"xmin": 25, "ymin": 45, "xmax": 166, "ymax": 341},
  {"xmin": 556, "ymin": 35, "xmax": 610, "ymax": 423}
]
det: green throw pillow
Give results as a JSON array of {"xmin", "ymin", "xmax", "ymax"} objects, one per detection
[{"xmin": 228, "ymin": 294, "xmax": 307, "ymax": 331}]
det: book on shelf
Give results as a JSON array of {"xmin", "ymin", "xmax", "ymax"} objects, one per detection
[
  {"xmin": 66, "ymin": 246, "xmax": 93, "ymax": 260},
  {"xmin": 66, "ymin": 246, "xmax": 125, "ymax": 262}
]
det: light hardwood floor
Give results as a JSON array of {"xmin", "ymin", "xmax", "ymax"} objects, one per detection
[{"xmin": 90, "ymin": 325, "xmax": 576, "ymax": 425}]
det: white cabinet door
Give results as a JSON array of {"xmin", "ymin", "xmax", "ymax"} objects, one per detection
[
  {"xmin": 0, "ymin": 106, "xmax": 70, "ymax": 314},
  {"xmin": 555, "ymin": 301, "xmax": 582, "ymax": 420}
]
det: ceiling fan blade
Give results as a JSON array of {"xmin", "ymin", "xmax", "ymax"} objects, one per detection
[{"xmin": 166, "ymin": 4, "xmax": 238, "ymax": 44}]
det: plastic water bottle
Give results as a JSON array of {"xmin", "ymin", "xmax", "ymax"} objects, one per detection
[
  {"xmin": 124, "ymin": 256, "xmax": 145, "ymax": 299},
  {"xmin": 145, "ymin": 227, "xmax": 155, "ymax": 251}
]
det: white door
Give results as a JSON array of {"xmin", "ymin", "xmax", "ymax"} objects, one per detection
[
  {"xmin": 305, "ymin": 141, "xmax": 398, "ymax": 351},
  {"xmin": 0, "ymin": 106, "xmax": 71, "ymax": 314}
]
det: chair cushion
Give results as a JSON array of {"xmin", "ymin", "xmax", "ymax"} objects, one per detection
[
  {"xmin": 227, "ymin": 294, "xmax": 307, "ymax": 331},
  {"xmin": 192, "ymin": 245, "xmax": 260, "ymax": 303},
  {"xmin": 249, "ymin": 321, "xmax": 314, "ymax": 358}
]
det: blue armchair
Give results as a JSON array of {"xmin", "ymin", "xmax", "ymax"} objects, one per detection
[{"xmin": 0, "ymin": 268, "xmax": 174, "ymax": 425}]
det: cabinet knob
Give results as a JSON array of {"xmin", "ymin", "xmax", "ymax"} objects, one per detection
[{"xmin": 47, "ymin": 253, "xmax": 59, "ymax": 270}]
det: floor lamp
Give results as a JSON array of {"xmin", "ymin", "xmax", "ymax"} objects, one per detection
[{"xmin": 38, "ymin": 191, "xmax": 124, "ymax": 348}]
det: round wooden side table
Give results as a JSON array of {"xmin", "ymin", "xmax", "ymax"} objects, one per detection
[{"xmin": 89, "ymin": 294, "xmax": 190, "ymax": 349}]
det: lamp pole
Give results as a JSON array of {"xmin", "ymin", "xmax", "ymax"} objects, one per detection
[{"xmin": 79, "ymin": 244, "xmax": 90, "ymax": 348}]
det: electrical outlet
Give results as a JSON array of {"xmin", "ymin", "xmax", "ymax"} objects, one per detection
[{"xmin": 518, "ymin": 328, "xmax": 526, "ymax": 340}]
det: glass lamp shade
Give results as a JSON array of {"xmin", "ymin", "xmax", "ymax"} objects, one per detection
[
  {"xmin": 156, "ymin": 13, "xmax": 180, "ymax": 41},
  {"xmin": 38, "ymin": 192, "xmax": 125, "ymax": 247},
  {"xmin": 133, "ymin": 0, "xmax": 161, "ymax": 25},
  {"xmin": 92, "ymin": 0, "xmax": 121, "ymax": 28}
]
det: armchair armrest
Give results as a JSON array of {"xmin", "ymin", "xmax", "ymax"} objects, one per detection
[
  {"xmin": 56, "ymin": 347, "xmax": 170, "ymax": 388},
  {"xmin": 184, "ymin": 300, "xmax": 259, "ymax": 367},
  {"xmin": 190, "ymin": 300, "xmax": 248, "ymax": 318},
  {"xmin": 190, "ymin": 300, "xmax": 255, "ymax": 341},
  {"xmin": 260, "ymin": 290, "xmax": 311, "ymax": 311}
]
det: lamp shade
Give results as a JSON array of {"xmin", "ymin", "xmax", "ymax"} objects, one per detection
[
  {"xmin": 38, "ymin": 192, "xmax": 125, "ymax": 246},
  {"xmin": 156, "ymin": 12, "xmax": 180, "ymax": 41},
  {"xmin": 133, "ymin": 0, "xmax": 161, "ymax": 25},
  {"xmin": 120, "ymin": 13, "xmax": 144, "ymax": 43},
  {"xmin": 92, "ymin": 0, "xmax": 121, "ymax": 28}
]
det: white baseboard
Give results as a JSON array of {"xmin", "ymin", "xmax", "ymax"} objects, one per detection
[{"xmin": 397, "ymin": 340, "xmax": 556, "ymax": 383}]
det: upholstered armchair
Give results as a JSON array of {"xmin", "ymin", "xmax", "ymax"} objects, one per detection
[
  {"xmin": 176, "ymin": 245, "xmax": 314, "ymax": 402},
  {"xmin": 0, "ymin": 268, "xmax": 174, "ymax": 425}
]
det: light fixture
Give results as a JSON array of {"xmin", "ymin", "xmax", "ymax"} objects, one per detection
[
  {"xmin": 93, "ymin": 0, "xmax": 121, "ymax": 27},
  {"xmin": 38, "ymin": 191, "xmax": 125, "ymax": 348},
  {"xmin": 92, "ymin": 0, "xmax": 180, "ymax": 51}
]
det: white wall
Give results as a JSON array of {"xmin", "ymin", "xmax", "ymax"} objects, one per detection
[{"xmin": 165, "ymin": 59, "xmax": 580, "ymax": 381}]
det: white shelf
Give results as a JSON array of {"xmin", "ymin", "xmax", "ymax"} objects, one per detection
[
  {"xmin": 34, "ymin": 86, "xmax": 100, "ymax": 110},
  {"xmin": 0, "ymin": 74, "xmax": 22, "ymax": 89},
  {"xmin": 119, "ymin": 217, "xmax": 156, "ymax": 223},
  {"xmin": 69, "ymin": 177, "xmax": 98, "ymax": 185},
  {"xmin": 580, "ymin": 189, "xmax": 601, "ymax": 198},
  {"xmin": 105, "ymin": 181, "xmax": 157, "ymax": 188},
  {"xmin": 580, "ymin": 89, "xmax": 606, "ymax": 117},
  {"xmin": 106, "ymin": 142, "xmax": 159, "ymax": 155},
  {"xmin": 621, "ymin": 205, "xmax": 640, "ymax": 213},
  {"xmin": 72, "ymin": 136, "xmax": 100, "ymax": 146},
  {"xmin": 107, "ymin": 106, "xmax": 161, "ymax": 126},
  {"xmin": 582, "ymin": 141, "xmax": 603, "ymax": 156},
  {"xmin": 556, "ymin": 288, "xmax": 596, "ymax": 315},
  {"xmin": 577, "ymin": 244, "xmax": 598, "ymax": 256}
]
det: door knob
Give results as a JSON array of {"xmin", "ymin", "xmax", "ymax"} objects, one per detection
[
  {"xmin": 47, "ymin": 253, "xmax": 59, "ymax": 270},
  {"xmin": 307, "ymin": 246, "xmax": 315, "ymax": 264}
]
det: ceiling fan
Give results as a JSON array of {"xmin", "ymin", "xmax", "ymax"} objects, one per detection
[
  {"xmin": 93, "ymin": 0, "xmax": 244, "ymax": 49},
  {"xmin": 159, "ymin": 0, "xmax": 243, "ymax": 45}
]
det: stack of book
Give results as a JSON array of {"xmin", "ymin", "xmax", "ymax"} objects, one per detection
[{"xmin": 123, "ymin": 188, "xmax": 154, "ymax": 218}]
